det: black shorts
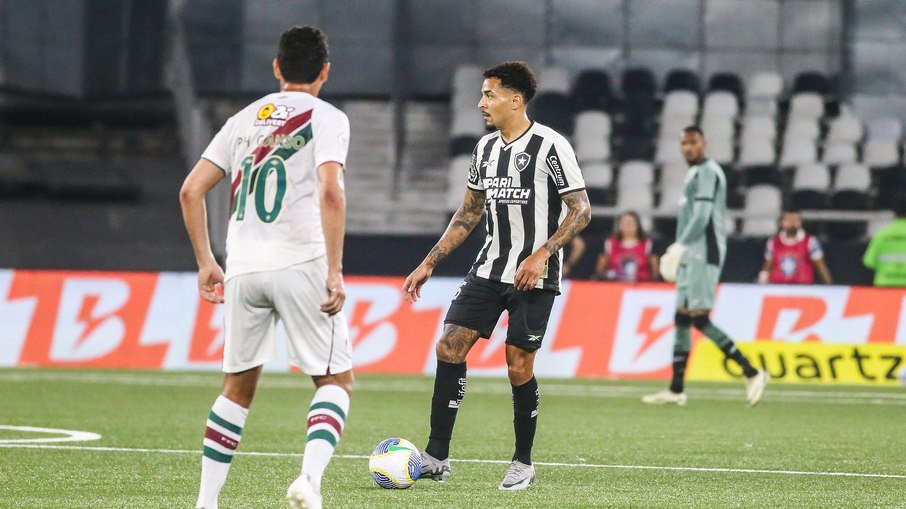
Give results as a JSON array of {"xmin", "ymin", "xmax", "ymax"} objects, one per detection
[{"xmin": 444, "ymin": 274, "xmax": 556, "ymax": 352}]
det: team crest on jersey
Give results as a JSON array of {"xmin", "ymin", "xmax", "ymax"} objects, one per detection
[
  {"xmin": 255, "ymin": 103, "xmax": 296, "ymax": 126},
  {"xmin": 514, "ymin": 152, "xmax": 531, "ymax": 172}
]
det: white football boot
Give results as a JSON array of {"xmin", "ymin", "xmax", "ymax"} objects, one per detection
[
  {"xmin": 498, "ymin": 460, "xmax": 535, "ymax": 491},
  {"xmin": 641, "ymin": 389, "xmax": 688, "ymax": 406},
  {"xmin": 420, "ymin": 451, "xmax": 452, "ymax": 482},
  {"xmin": 286, "ymin": 473, "xmax": 322, "ymax": 509},
  {"xmin": 745, "ymin": 369, "xmax": 769, "ymax": 407}
]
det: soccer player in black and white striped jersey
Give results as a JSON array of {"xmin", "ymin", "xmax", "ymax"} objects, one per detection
[{"xmin": 403, "ymin": 61, "xmax": 591, "ymax": 491}]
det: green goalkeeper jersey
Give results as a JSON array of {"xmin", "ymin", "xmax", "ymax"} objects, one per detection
[
  {"xmin": 676, "ymin": 158, "xmax": 727, "ymax": 268},
  {"xmin": 862, "ymin": 218, "xmax": 906, "ymax": 287}
]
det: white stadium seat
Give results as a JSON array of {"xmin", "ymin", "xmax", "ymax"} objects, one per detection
[
  {"xmin": 862, "ymin": 140, "xmax": 900, "ymax": 168},
  {"xmin": 747, "ymin": 72, "xmax": 783, "ymax": 99},
  {"xmin": 788, "ymin": 93, "xmax": 825, "ymax": 120},
  {"xmin": 582, "ymin": 161, "xmax": 613, "ymax": 190},
  {"xmin": 701, "ymin": 91, "xmax": 739, "ymax": 119},
  {"xmin": 741, "ymin": 185, "xmax": 782, "ymax": 236},
  {"xmin": 834, "ymin": 163, "xmax": 871, "ymax": 192},
  {"xmin": 779, "ymin": 138, "xmax": 817, "ymax": 167},
  {"xmin": 822, "ymin": 142, "xmax": 858, "ymax": 166},
  {"xmin": 826, "ymin": 115, "xmax": 864, "ymax": 144},
  {"xmin": 738, "ymin": 138, "xmax": 776, "ymax": 166}
]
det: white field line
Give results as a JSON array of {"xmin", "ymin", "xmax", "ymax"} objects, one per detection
[
  {"xmin": 1, "ymin": 371, "xmax": 905, "ymax": 405},
  {"xmin": 1, "ymin": 442, "xmax": 904, "ymax": 480}
]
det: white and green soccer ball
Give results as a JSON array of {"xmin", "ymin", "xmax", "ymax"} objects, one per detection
[{"xmin": 369, "ymin": 437, "xmax": 421, "ymax": 489}]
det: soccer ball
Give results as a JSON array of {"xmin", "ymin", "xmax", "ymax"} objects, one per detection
[{"xmin": 368, "ymin": 437, "xmax": 421, "ymax": 489}]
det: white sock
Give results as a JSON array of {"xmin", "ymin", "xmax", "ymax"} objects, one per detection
[
  {"xmin": 301, "ymin": 384, "xmax": 350, "ymax": 492},
  {"xmin": 196, "ymin": 395, "xmax": 249, "ymax": 509}
]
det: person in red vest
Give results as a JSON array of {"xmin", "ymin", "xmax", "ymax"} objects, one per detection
[
  {"xmin": 758, "ymin": 208, "xmax": 833, "ymax": 284},
  {"xmin": 593, "ymin": 210, "xmax": 659, "ymax": 281}
]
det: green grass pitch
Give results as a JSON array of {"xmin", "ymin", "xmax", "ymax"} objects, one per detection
[{"xmin": 1, "ymin": 369, "xmax": 904, "ymax": 508}]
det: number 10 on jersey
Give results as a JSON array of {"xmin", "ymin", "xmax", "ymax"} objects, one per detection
[{"xmin": 233, "ymin": 155, "xmax": 287, "ymax": 223}]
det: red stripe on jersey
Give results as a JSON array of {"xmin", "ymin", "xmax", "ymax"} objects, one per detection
[
  {"xmin": 229, "ymin": 168, "xmax": 242, "ymax": 213},
  {"xmin": 252, "ymin": 109, "xmax": 314, "ymax": 166},
  {"xmin": 204, "ymin": 426, "xmax": 239, "ymax": 450},
  {"xmin": 307, "ymin": 413, "xmax": 343, "ymax": 437}
]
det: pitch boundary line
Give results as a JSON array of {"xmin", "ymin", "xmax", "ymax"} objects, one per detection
[{"xmin": 1, "ymin": 443, "xmax": 903, "ymax": 480}]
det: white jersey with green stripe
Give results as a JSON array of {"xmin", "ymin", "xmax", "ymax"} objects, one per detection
[
  {"xmin": 676, "ymin": 158, "xmax": 727, "ymax": 267},
  {"xmin": 201, "ymin": 91, "xmax": 350, "ymax": 280}
]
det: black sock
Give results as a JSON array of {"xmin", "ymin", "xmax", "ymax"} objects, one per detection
[
  {"xmin": 425, "ymin": 360, "xmax": 466, "ymax": 460},
  {"xmin": 669, "ymin": 351, "xmax": 690, "ymax": 394},
  {"xmin": 511, "ymin": 376, "xmax": 539, "ymax": 465},
  {"xmin": 721, "ymin": 343, "xmax": 758, "ymax": 378}
]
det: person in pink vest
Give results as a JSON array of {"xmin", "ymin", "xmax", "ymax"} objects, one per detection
[
  {"xmin": 758, "ymin": 209, "xmax": 833, "ymax": 284},
  {"xmin": 593, "ymin": 210, "xmax": 659, "ymax": 281}
]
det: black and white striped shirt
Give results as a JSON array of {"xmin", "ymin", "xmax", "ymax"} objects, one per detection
[{"xmin": 466, "ymin": 122, "xmax": 585, "ymax": 292}]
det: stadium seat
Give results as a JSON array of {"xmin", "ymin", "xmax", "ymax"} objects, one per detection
[
  {"xmin": 822, "ymin": 142, "xmax": 858, "ymax": 166},
  {"xmin": 573, "ymin": 111, "xmax": 612, "ymax": 163},
  {"xmin": 790, "ymin": 162, "xmax": 830, "ymax": 209},
  {"xmin": 449, "ymin": 135, "xmax": 479, "ymax": 157},
  {"xmin": 528, "ymin": 92, "xmax": 573, "ymax": 135},
  {"xmin": 747, "ymin": 71, "xmax": 783, "ymax": 100},
  {"xmin": 792, "ymin": 71, "xmax": 831, "ymax": 96},
  {"xmin": 615, "ymin": 186, "xmax": 655, "ymax": 217},
  {"xmin": 446, "ymin": 154, "xmax": 472, "ymax": 211},
  {"xmin": 746, "ymin": 96, "xmax": 778, "ymax": 117},
  {"xmin": 616, "ymin": 133, "xmax": 654, "ymax": 161},
  {"xmin": 876, "ymin": 165, "xmax": 906, "ymax": 208},
  {"xmin": 784, "ymin": 119, "xmax": 821, "ymax": 141},
  {"xmin": 662, "ymin": 90, "xmax": 699, "ymax": 118},
  {"xmin": 701, "ymin": 91, "xmax": 739, "ymax": 120},
  {"xmin": 538, "ymin": 66, "xmax": 571, "ymax": 94},
  {"xmin": 660, "ymin": 161, "xmax": 689, "ymax": 187},
  {"xmin": 618, "ymin": 160, "xmax": 655, "ymax": 189},
  {"xmin": 621, "ymin": 67, "xmax": 658, "ymax": 98},
  {"xmin": 862, "ymin": 141, "xmax": 900, "ymax": 168},
  {"xmin": 708, "ymin": 73, "xmax": 744, "ymax": 105},
  {"xmin": 664, "ymin": 69, "xmax": 700, "ymax": 93},
  {"xmin": 779, "ymin": 138, "xmax": 818, "ymax": 167},
  {"xmin": 570, "ymin": 69, "xmax": 614, "ymax": 112},
  {"xmin": 701, "ymin": 114, "xmax": 735, "ymax": 138},
  {"xmin": 654, "ymin": 137, "xmax": 685, "ymax": 164},
  {"xmin": 826, "ymin": 114, "xmax": 864, "ymax": 144},
  {"xmin": 828, "ymin": 165, "xmax": 870, "ymax": 239},
  {"xmin": 658, "ymin": 113, "xmax": 696, "ymax": 142},
  {"xmin": 657, "ymin": 179, "xmax": 684, "ymax": 214},
  {"xmin": 707, "ymin": 136, "xmax": 735, "ymax": 165},
  {"xmin": 741, "ymin": 116, "xmax": 777, "ymax": 142},
  {"xmin": 788, "ymin": 93, "xmax": 825, "ymax": 121},
  {"xmin": 738, "ymin": 138, "xmax": 776, "ymax": 166},
  {"xmin": 741, "ymin": 185, "xmax": 782, "ymax": 236},
  {"xmin": 450, "ymin": 110, "xmax": 486, "ymax": 138},
  {"xmin": 453, "ymin": 65, "xmax": 483, "ymax": 94},
  {"xmin": 866, "ymin": 117, "xmax": 903, "ymax": 143},
  {"xmin": 743, "ymin": 164, "xmax": 782, "ymax": 187},
  {"xmin": 582, "ymin": 161, "xmax": 613, "ymax": 204}
]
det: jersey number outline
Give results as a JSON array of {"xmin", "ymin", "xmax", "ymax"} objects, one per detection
[{"xmin": 235, "ymin": 155, "xmax": 287, "ymax": 223}]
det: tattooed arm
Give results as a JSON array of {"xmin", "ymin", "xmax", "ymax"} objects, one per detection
[
  {"xmin": 403, "ymin": 188, "xmax": 486, "ymax": 302},
  {"xmin": 514, "ymin": 189, "xmax": 591, "ymax": 291}
]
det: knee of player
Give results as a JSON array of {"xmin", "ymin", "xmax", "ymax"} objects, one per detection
[
  {"xmin": 506, "ymin": 361, "xmax": 532, "ymax": 385},
  {"xmin": 690, "ymin": 314, "xmax": 711, "ymax": 331},
  {"xmin": 674, "ymin": 312, "xmax": 692, "ymax": 328},
  {"xmin": 435, "ymin": 338, "xmax": 466, "ymax": 363}
]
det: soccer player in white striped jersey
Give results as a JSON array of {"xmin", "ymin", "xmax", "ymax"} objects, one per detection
[
  {"xmin": 180, "ymin": 26, "xmax": 352, "ymax": 509},
  {"xmin": 403, "ymin": 61, "xmax": 591, "ymax": 491}
]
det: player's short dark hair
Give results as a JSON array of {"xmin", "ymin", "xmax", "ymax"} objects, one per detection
[
  {"xmin": 683, "ymin": 125, "xmax": 704, "ymax": 138},
  {"xmin": 483, "ymin": 61, "xmax": 538, "ymax": 103},
  {"xmin": 782, "ymin": 207, "xmax": 802, "ymax": 215},
  {"xmin": 277, "ymin": 26, "xmax": 329, "ymax": 84}
]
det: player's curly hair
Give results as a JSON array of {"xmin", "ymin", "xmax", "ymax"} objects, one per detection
[
  {"xmin": 277, "ymin": 26, "xmax": 329, "ymax": 84},
  {"xmin": 483, "ymin": 61, "xmax": 538, "ymax": 103}
]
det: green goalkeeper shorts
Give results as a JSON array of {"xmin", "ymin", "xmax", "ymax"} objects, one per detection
[{"xmin": 675, "ymin": 261, "xmax": 722, "ymax": 311}]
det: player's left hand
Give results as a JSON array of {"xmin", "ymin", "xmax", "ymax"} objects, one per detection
[
  {"xmin": 321, "ymin": 271, "xmax": 346, "ymax": 316},
  {"xmin": 514, "ymin": 251, "xmax": 547, "ymax": 291}
]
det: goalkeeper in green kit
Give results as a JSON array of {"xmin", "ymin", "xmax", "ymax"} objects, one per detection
[{"xmin": 643, "ymin": 126, "xmax": 768, "ymax": 407}]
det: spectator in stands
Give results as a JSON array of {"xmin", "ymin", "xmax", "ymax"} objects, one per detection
[
  {"xmin": 863, "ymin": 198, "xmax": 906, "ymax": 287},
  {"xmin": 592, "ymin": 210, "xmax": 658, "ymax": 281},
  {"xmin": 561, "ymin": 236, "xmax": 586, "ymax": 278},
  {"xmin": 758, "ymin": 209, "xmax": 832, "ymax": 284}
]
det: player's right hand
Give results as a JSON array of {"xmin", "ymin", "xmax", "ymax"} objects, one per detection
[
  {"xmin": 403, "ymin": 264, "xmax": 433, "ymax": 303},
  {"xmin": 198, "ymin": 263, "xmax": 225, "ymax": 303}
]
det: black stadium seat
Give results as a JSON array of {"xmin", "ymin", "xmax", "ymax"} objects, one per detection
[
  {"xmin": 664, "ymin": 69, "xmax": 700, "ymax": 93},
  {"xmin": 793, "ymin": 71, "xmax": 831, "ymax": 96},
  {"xmin": 708, "ymin": 72, "xmax": 744, "ymax": 106},
  {"xmin": 621, "ymin": 67, "xmax": 658, "ymax": 98},
  {"xmin": 569, "ymin": 69, "xmax": 614, "ymax": 113},
  {"xmin": 449, "ymin": 135, "xmax": 478, "ymax": 157},
  {"xmin": 791, "ymin": 189, "xmax": 828, "ymax": 210},
  {"xmin": 528, "ymin": 92, "xmax": 574, "ymax": 136}
]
